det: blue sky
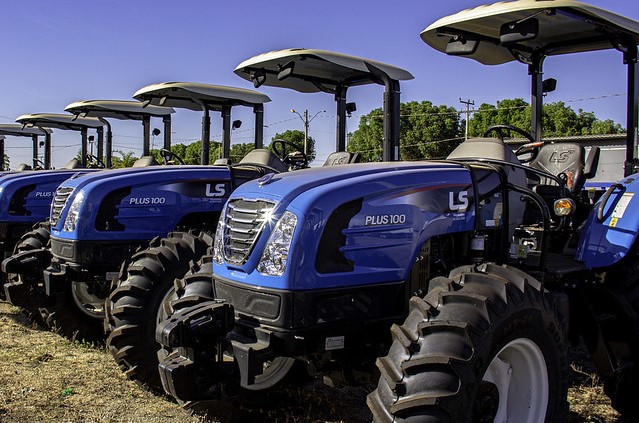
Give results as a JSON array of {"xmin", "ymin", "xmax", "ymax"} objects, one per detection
[{"xmin": 0, "ymin": 0, "xmax": 637, "ymax": 168}]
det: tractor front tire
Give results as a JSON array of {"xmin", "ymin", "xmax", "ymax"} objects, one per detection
[
  {"xmin": 39, "ymin": 282, "xmax": 105, "ymax": 342},
  {"xmin": 3, "ymin": 221, "xmax": 50, "ymax": 307},
  {"xmin": 368, "ymin": 263, "xmax": 568, "ymax": 422},
  {"xmin": 106, "ymin": 231, "xmax": 213, "ymax": 391}
]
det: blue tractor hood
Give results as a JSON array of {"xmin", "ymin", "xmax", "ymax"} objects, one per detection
[
  {"xmin": 232, "ymin": 161, "xmax": 465, "ymax": 203},
  {"xmin": 51, "ymin": 165, "xmax": 233, "ymax": 242},
  {"xmin": 217, "ymin": 161, "xmax": 476, "ymax": 291},
  {"xmin": 0, "ymin": 168, "xmax": 98, "ymax": 224}
]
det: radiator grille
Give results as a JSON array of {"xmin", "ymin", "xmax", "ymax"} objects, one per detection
[
  {"xmin": 223, "ymin": 198, "xmax": 275, "ymax": 264},
  {"xmin": 50, "ymin": 186, "xmax": 74, "ymax": 225}
]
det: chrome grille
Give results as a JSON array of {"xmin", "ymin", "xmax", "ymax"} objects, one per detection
[
  {"xmin": 50, "ymin": 186, "xmax": 74, "ymax": 226},
  {"xmin": 223, "ymin": 198, "xmax": 275, "ymax": 264}
]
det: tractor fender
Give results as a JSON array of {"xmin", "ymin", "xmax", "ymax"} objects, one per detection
[{"xmin": 577, "ymin": 174, "xmax": 639, "ymax": 268}]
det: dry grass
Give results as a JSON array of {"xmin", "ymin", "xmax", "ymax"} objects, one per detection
[
  {"xmin": 0, "ymin": 301, "xmax": 629, "ymax": 422},
  {"xmin": 0, "ymin": 302, "xmax": 200, "ymax": 423}
]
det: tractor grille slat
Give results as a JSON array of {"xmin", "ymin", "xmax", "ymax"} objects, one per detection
[
  {"xmin": 223, "ymin": 198, "xmax": 275, "ymax": 264},
  {"xmin": 50, "ymin": 186, "xmax": 74, "ymax": 226}
]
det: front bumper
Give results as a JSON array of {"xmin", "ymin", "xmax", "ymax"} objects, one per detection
[
  {"xmin": 2, "ymin": 247, "xmax": 51, "ymax": 308},
  {"xmin": 157, "ymin": 300, "xmax": 235, "ymax": 400}
]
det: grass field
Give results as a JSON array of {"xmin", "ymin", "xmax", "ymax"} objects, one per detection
[{"xmin": 0, "ymin": 301, "xmax": 625, "ymax": 422}]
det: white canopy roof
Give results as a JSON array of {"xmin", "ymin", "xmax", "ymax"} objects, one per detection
[
  {"xmin": 16, "ymin": 113, "xmax": 104, "ymax": 131},
  {"xmin": 234, "ymin": 48, "xmax": 414, "ymax": 93},
  {"xmin": 133, "ymin": 82, "xmax": 271, "ymax": 111},
  {"xmin": 0, "ymin": 123, "xmax": 51, "ymax": 137},
  {"xmin": 65, "ymin": 100, "xmax": 174, "ymax": 120},
  {"xmin": 421, "ymin": 0, "xmax": 639, "ymax": 65}
]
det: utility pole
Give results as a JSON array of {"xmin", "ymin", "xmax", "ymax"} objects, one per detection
[
  {"xmin": 291, "ymin": 109, "xmax": 325, "ymax": 155},
  {"xmin": 459, "ymin": 98, "xmax": 475, "ymax": 140}
]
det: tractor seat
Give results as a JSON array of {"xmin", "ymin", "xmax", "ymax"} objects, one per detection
[
  {"xmin": 132, "ymin": 156, "xmax": 160, "ymax": 167},
  {"xmin": 528, "ymin": 143, "xmax": 599, "ymax": 194},
  {"xmin": 323, "ymin": 151, "xmax": 361, "ymax": 166},
  {"xmin": 63, "ymin": 158, "xmax": 81, "ymax": 169}
]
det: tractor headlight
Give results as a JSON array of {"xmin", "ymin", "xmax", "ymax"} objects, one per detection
[
  {"xmin": 554, "ymin": 198, "xmax": 576, "ymax": 217},
  {"xmin": 63, "ymin": 191, "xmax": 84, "ymax": 231},
  {"xmin": 212, "ymin": 211, "xmax": 226, "ymax": 264},
  {"xmin": 257, "ymin": 211, "xmax": 298, "ymax": 276}
]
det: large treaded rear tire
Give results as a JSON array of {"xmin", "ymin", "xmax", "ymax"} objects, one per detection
[
  {"xmin": 367, "ymin": 263, "xmax": 568, "ymax": 422},
  {"xmin": 591, "ymin": 259, "xmax": 639, "ymax": 417},
  {"xmin": 106, "ymin": 231, "xmax": 213, "ymax": 390}
]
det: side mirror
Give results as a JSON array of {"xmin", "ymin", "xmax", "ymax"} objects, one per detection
[
  {"xmin": 500, "ymin": 18, "xmax": 538, "ymax": 44},
  {"xmin": 542, "ymin": 78, "xmax": 557, "ymax": 94},
  {"xmin": 445, "ymin": 37, "xmax": 479, "ymax": 56},
  {"xmin": 232, "ymin": 120, "xmax": 242, "ymax": 130}
]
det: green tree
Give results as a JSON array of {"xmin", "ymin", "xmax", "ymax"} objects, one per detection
[
  {"xmin": 469, "ymin": 98, "xmax": 625, "ymax": 138},
  {"xmin": 180, "ymin": 140, "xmax": 222, "ymax": 164},
  {"xmin": 348, "ymin": 101, "xmax": 462, "ymax": 161},
  {"xmin": 229, "ymin": 143, "xmax": 255, "ymax": 163},
  {"xmin": 468, "ymin": 98, "xmax": 530, "ymax": 137},
  {"xmin": 271, "ymin": 130, "xmax": 316, "ymax": 162},
  {"xmin": 111, "ymin": 150, "xmax": 139, "ymax": 168}
]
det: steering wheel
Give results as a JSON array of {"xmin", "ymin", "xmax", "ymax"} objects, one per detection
[
  {"xmin": 270, "ymin": 139, "xmax": 308, "ymax": 169},
  {"xmin": 160, "ymin": 148, "xmax": 186, "ymax": 165},
  {"xmin": 483, "ymin": 124, "xmax": 542, "ymax": 163},
  {"xmin": 33, "ymin": 158, "xmax": 45, "ymax": 170},
  {"xmin": 86, "ymin": 154, "xmax": 105, "ymax": 168}
]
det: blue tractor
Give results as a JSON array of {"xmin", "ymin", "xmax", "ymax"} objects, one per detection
[
  {"xmin": 104, "ymin": 51, "xmax": 413, "ymax": 391},
  {"xmin": 34, "ymin": 82, "xmax": 285, "ymax": 346},
  {"xmin": 2, "ymin": 102, "xmax": 173, "ymax": 313},
  {"xmin": 156, "ymin": 2, "xmax": 639, "ymax": 421},
  {"xmin": 0, "ymin": 114, "xmax": 107, "ymax": 306}
]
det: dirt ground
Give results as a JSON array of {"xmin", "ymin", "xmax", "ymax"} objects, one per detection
[{"xmin": 0, "ymin": 301, "xmax": 626, "ymax": 422}]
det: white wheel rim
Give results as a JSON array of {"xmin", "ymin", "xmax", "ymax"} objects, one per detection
[
  {"xmin": 481, "ymin": 337, "xmax": 549, "ymax": 423},
  {"xmin": 71, "ymin": 282, "xmax": 105, "ymax": 319}
]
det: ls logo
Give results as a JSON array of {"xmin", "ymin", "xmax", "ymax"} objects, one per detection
[
  {"xmin": 449, "ymin": 191, "xmax": 469, "ymax": 212},
  {"xmin": 549, "ymin": 150, "xmax": 574, "ymax": 163},
  {"xmin": 205, "ymin": 183, "xmax": 226, "ymax": 197}
]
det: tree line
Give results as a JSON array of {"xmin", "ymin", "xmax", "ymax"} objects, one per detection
[
  {"xmin": 109, "ymin": 98, "xmax": 624, "ymax": 167},
  {"xmin": 348, "ymin": 98, "xmax": 624, "ymax": 162}
]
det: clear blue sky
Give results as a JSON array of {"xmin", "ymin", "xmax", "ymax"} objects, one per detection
[{"xmin": 0, "ymin": 0, "xmax": 637, "ymax": 168}]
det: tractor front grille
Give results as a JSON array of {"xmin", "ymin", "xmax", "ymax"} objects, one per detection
[
  {"xmin": 50, "ymin": 187, "xmax": 74, "ymax": 226},
  {"xmin": 223, "ymin": 198, "xmax": 275, "ymax": 265}
]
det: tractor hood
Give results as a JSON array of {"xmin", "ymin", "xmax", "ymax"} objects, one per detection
[
  {"xmin": 0, "ymin": 168, "xmax": 97, "ymax": 224},
  {"xmin": 50, "ymin": 165, "xmax": 233, "ymax": 242},
  {"xmin": 230, "ymin": 161, "xmax": 463, "ymax": 203},
  {"xmin": 215, "ymin": 161, "xmax": 475, "ymax": 290}
]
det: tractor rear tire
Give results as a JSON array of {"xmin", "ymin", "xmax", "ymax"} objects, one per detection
[
  {"xmin": 3, "ymin": 222, "xmax": 51, "ymax": 317},
  {"xmin": 367, "ymin": 263, "xmax": 568, "ymax": 422},
  {"xmin": 106, "ymin": 231, "xmax": 213, "ymax": 391},
  {"xmin": 592, "ymin": 259, "xmax": 639, "ymax": 417}
]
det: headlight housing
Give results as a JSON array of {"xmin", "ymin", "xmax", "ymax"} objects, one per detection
[
  {"xmin": 212, "ymin": 210, "xmax": 226, "ymax": 264},
  {"xmin": 257, "ymin": 211, "xmax": 298, "ymax": 276},
  {"xmin": 63, "ymin": 191, "xmax": 84, "ymax": 232}
]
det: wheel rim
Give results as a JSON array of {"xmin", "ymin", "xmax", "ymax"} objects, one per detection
[
  {"xmin": 242, "ymin": 356, "xmax": 296, "ymax": 391},
  {"xmin": 476, "ymin": 337, "xmax": 549, "ymax": 423},
  {"xmin": 71, "ymin": 282, "xmax": 105, "ymax": 319}
]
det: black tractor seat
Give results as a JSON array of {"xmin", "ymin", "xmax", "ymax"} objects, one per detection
[{"xmin": 528, "ymin": 143, "xmax": 600, "ymax": 194}]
